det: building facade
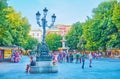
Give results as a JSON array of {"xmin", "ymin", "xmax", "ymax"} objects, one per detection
[
  {"xmin": 47, "ymin": 24, "xmax": 71, "ymax": 36},
  {"xmin": 29, "ymin": 27, "xmax": 42, "ymax": 43},
  {"xmin": 29, "ymin": 25, "xmax": 71, "ymax": 43}
]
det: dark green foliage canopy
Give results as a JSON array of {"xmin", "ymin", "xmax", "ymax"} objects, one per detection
[
  {"xmin": 66, "ymin": 0, "xmax": 120, "ymax": 51},
  {"xmin": 46, "ymin": 33, "xmax": 62, "ymax": 51},
  {"xmin": 0, "ymin": 0, "xmax": 38, "ymax": 49},
  {"xmin": 66, "ymin": 22, "xmax": 83, "ymax": 50}
]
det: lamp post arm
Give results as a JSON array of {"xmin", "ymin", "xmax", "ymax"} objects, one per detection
[
  {"xmin": 48, "ymin": 22, "xmax": 54, "ymax": 28},
  {"xmin": 37, "ymin": 21, "xmax": 41, "ymax": 27}
]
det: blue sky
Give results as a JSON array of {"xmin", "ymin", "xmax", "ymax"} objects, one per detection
[{"xmin": 7, "ymin": 0, "xmax": 116, "ymax": 27}]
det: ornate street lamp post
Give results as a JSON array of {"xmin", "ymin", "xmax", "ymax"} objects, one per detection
[
  {"xmin": 36, "ymin": 8, "xmax": 56, "ymax": 44},
  {"xmin": 36, "ymin": 8, "xmax": 56, "ymax": 61},
  {"xmin": 29, "ymin": 8, "xmax": 57, "ymax": 73}
]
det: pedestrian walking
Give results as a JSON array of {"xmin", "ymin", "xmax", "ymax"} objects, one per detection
[
  {"xmin": 81, "ymin": 54, "xmax": 85, "ymax": 69},
  {"xmin": 52, "ymin": 53, "xmax": 58, "ymax": 65},
  {"xmin": 75, "ymin": 52, "xmax": 79, "ymax": 63},
  {"xmin": 58, "ymin": 52, "xmax": 63, "ymax": 63},
  {"xmin": 69, "ymin": 53, "xmax": 73, "ymax": 63},
  {"xmin": 88, "ymin": 52, "xmax": 92, "ymax": 67},
  {"xmin": 66, "ymin": 53, "xmax": 69, "ymax": 63},
  {"xmin": 79, "ymin": 53, "xmax": 82, "ymax": 63}
]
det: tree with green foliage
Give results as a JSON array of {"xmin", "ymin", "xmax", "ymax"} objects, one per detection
[
  {"xmin": 83, "ymin": 19, "xmax": 100, "ymax": 51},
  {"xmin": 112, "ymin": 2, "xmax": 120, "ymax": 30},
  {"xmin": 4, "ymin": 7, "xmax": 31, "ymax": 47},
  {"xmin": 111, "ymin": 1, "xmax": 120, "ymax": 48},
  {"xmin": 23, "ymin": 36, "xmax": 38, "ymax": 50},
  {"xmin": 0, "ymin": 1, "xmax": 13, "ymax": 46},
  {"xmin": 0, "ymin": 0, "xmax": 38, "ymax": 50},
  {"xmin": 46, "ymin": 33, "xmax": 62, "ymax": 50},
  {"xmin": 0, "ymin": 0, "xmax": 7, "ymax": 10},
  {"xmin": 83, "ymin": 0, "xmax": 119, "ymax": 51},
  {"xmin": 77, "ymin": 35, "xmax": 86, "ymax": 51},
  {"xmin": 66, "ymin": 22, "xmax": 83, "ymax": 50}
]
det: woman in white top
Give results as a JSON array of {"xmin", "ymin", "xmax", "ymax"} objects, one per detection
[{"xmin": 88, "ymin": 52, "xmax": 92, "ymax": 67}]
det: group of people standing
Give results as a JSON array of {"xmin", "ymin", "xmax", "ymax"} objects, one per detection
[
  {"xmin": 26, "ymin": 50, "xmax": 98, "ymax": 71},
  {"xmin": 52, "ymin": 51, "xmax": 95, "ymax": 69},
  {"xmin": 11, "ymin": 50, "xmax": 20, "ymax": 63}
]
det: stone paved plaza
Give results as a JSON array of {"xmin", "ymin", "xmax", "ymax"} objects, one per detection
[{"xmin": 0, "ymin": 56, "xmax": 120, "ymax": 79}]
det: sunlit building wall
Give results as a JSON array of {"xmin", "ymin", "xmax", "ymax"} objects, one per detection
[{"xmin": 29, "ymin": 27, "xmax": 42, "ymax": 43}]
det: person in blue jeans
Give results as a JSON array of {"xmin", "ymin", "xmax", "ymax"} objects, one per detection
[
  {"xmin": 75, "ymin": 52, "xmax": 79, "ymax": 64},
  {"xmin": 70, "ymin": 53, "xmax": 73, "ymax": 63},
  {"xmin": 81, "ymin": 54, "xmax": 85, "ymax": 69}
]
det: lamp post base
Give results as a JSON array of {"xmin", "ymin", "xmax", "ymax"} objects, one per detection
[
  {"xmin": 29, "ymin": 61, "xmax": 58, "ymax": 73},
  {"xmin": 36, "ymin": 55, "xmax": 52, "ymax": 61},
  {"xmin": 32, "ymin": 42, "xmax": 58, "ymax": 73}
]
